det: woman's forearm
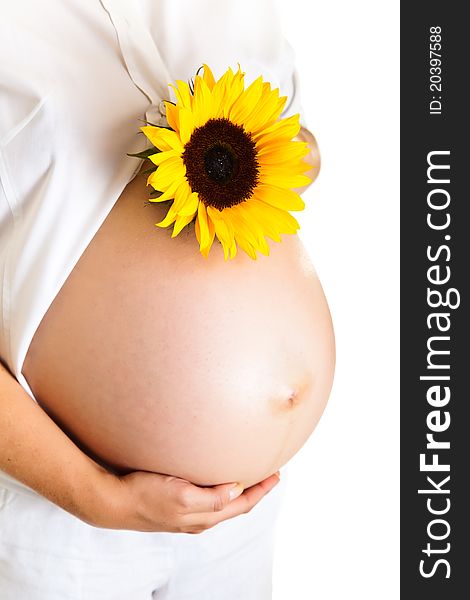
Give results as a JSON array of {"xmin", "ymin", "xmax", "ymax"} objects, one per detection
[{"xmin": 0, "ymin": 360, "xmax": 109, "ymax": 523}]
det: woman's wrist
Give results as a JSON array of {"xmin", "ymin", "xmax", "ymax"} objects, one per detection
[{"xmin": 74, "ymin": 461, "xmax": 128, "ymax": 528}]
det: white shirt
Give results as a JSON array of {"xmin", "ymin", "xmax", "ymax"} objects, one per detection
[{"xmin": 0, "ymin": 0, "xmax": 304, "ymax": 401}]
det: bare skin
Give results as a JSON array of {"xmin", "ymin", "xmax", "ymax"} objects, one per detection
[
  {"xmin": 0, "ymin": 359, "xmax": 280, "ymax": 533},
  {"xmin": 1, "ymin": 133, "xmax": 331, "ymax": 532},
  {"xmin": 22, "ymin": 137, "xmax": 334, "ymax": 490}
]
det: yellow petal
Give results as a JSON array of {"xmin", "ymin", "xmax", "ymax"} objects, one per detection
[
  {"xmin": 253, "ymin": 184, "xmax": 305, "ymax": 211},
  {"xmin": 253, "ymin": 114, "xmax": 301, "ymax": 147},
  {"xmin": 172, "ymin": 213, "xmax": 195, "ymax": 237},
  {"xmin": 207, "ymin": 206, "xmax": 235, "ymax": 261},
  {"xmin": 233, "ymin": 209, "xmax": 270, "ymax": 256},
  {"xmin": 236, "ymin": 200, "xmax": 282, "ymax": 242},
  {"xmin": 170, "ymin": 80, "xmax": 192, "ymax": 109},
  {"xmin": 200, "ymin": 218, "xmax": 216, "ymax": 257},
  {"xmin": 216, "ymin": 209, "xmax": 238, "ymax": 259},
  {"xmin": 210, "ymin": 67, "xmax": 233, "ymax": 118},
  {"xmin": 202, "ymin": 63, "xmax": 216, "ymax": 90},
  {"xmin": 229, "ymin": 239, "xmax": 237, "ymax": 259},
  {"xmin": 147, "ymin": 178, "xmax": 179, "ymax": 201},
  {"xmin": 216, "ymin": 205, "xmax": 261, "ymax": 260},
  {"xmin": 197, "ymin": 202, "xmax": 216, "ymax": 255},
  {"xmin": 151, "ymin": 157, "xmax": 186, "ymax": 189},
  {"xmin": 195, "ymin": 215, "xmax": 201, "ymax": 245},
  {"xmin": 171, "ymin": 179, "xmax": 192, "ymax": 213},
  {"xmin": 259, "ymin": 172, "xmax": 312, "ymax": 188},
  {"xmin": 197, "ymin": 201, "xmax": 210, "ymax": 248},
  {"xmin": 229, "ymin": 76, "xmax": 264, "ymax": 126},
  {"xmin": 164, "ymin": 101, "xmax": 179, "ymax": 133},
  {"xmin": 253, "ymin": 234, "xmax": 270, "ymax": 256},
  {"xmin": 178, "ymin": 191, "xmax": 199, "ymax": 217},
  {"xmin": 250, "ymin": 198, "xmax": 300, "ymax": 234},
  {"xmin": 244, "ymin": 86, "xmax": 287, "ymax": 135},
  {"xmin": 233, "ymin": 206, "xmax": 270, "ymax": 255},
  {"xmin": 149, "ymin": 149, "xmax": 180, "ymax": 167},
  {"xmin": 229, "ymin": 205, "xmax": 262, "ymax": 246},
  {"xmin": 260, "ymin": 160, "xmax": 312, "ymax": 178},
  {"xmin": 258, "ymin": 140, "xmax": 309, "ymax": 162},
  {"xmin": 192, "ymin": 76, "xmax": 213, "ymax": 128},
  {"xmin": 222, "ymin": 67, "xmax": 245, "ymax": 119},
  {"xmin": 141, "ymin": 126, "xmax": 183, "ymax": 152},
  {"xmin": 178, "ymin": 107, "xmax": 195, "ymax": 145},
  {"xmin": 236, "ymin": 236, "xmax": 258, "ymax": 259},
  {"xmin": 156, "ymin": 206, "xmax": 178, "ymax": 228}
]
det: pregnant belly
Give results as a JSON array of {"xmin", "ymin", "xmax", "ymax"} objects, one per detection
[{"xmin": 22, "ymin": 162, "xmax": 335, "ymax": 489}]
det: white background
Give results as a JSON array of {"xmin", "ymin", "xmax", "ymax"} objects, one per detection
[{"xmin": 272, "ymin": 1, "xmax": 400, "ymax": 598}]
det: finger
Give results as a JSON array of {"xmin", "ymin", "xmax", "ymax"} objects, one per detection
[
  {"xmin": 220, "ymin": 472, "xmax": 281, "ymax": 517},
  {"xmin": 176, "ymin": 480, "xmax": 245, "ymax": 514},
  {"xmin": 185, "ymin": 472, "xmax": 281, "ymax": 528}
]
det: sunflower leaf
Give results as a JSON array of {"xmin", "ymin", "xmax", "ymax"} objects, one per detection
[{"xmin": 126, "ymin": 148, "xmax": 161, "ymax": 159}]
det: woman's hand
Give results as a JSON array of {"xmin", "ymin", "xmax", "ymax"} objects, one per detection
[
  {"xmin": 88, "ymin": 469, "xmax": 281, "ymax": 533},
  {"xmin": 294, "ymin": 127, "xmax": 321, "ymax": 194}
]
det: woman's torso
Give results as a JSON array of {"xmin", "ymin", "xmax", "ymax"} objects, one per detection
[{"xmin": 22, "ymin": 162, "xmax": 335, "ymax": 489}]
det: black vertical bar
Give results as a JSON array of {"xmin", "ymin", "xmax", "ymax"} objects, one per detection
[{"xmin": 401, "ymin": 3, "xmax": 469, "ymax": 598}]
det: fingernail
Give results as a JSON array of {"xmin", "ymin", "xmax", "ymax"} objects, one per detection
[{"xmin": 229, "ymin": 483, "xmax": 244, "ymax": 501}]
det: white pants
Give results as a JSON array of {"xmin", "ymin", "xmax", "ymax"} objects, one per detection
[{"xmin": 0, "ymin": 476, "xmax": 285, "ymax": 600}]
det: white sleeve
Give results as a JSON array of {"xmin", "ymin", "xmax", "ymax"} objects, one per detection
[{"xmin": 144, "ymin": 0, "xmax": 306, "ymax": 125}]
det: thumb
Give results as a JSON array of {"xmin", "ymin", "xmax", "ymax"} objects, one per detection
[{"xmin": 191, "ymin": 482, "xmax": 245, "ymax": 513}]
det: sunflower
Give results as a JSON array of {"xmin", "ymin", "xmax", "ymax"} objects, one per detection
[{"xmin": 141, "ymin": 64, "xmax": 311, "ymax": 260}]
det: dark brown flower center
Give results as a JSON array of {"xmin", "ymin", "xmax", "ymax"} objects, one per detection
[
  {"xmin": 182, "ymin": 118, "xmax": 259, "ymax": 210},
  {"xmin": 204, "ymin": 143, "xmax": 239, "ymax": 184}
]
